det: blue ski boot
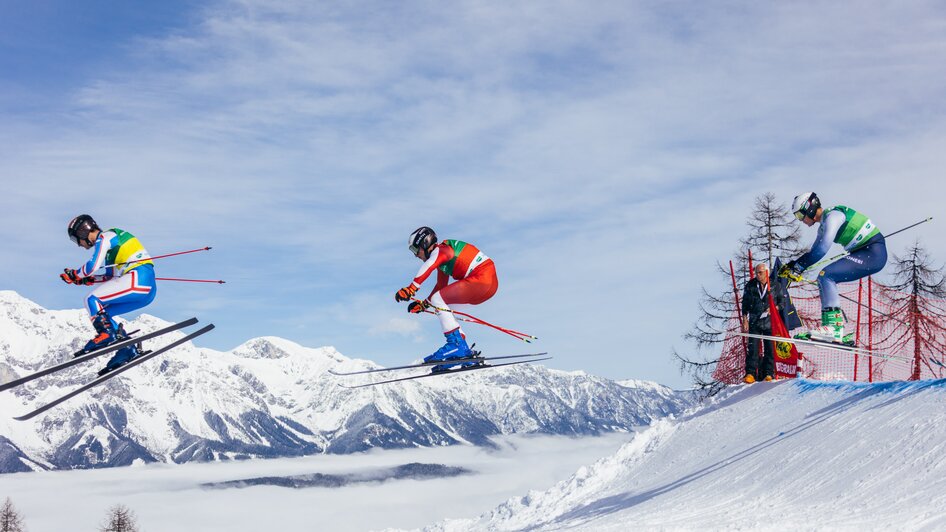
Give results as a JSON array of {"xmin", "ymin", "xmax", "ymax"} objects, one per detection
[
  {"xmin": 424, "ymin": 329, "xmax": 479, "ymax": 373},
  {"xmin": 99, "ymin": 343, "xmax": 142, "ymax": 376},
  {"xmin": 80, "ymin": 312, "xmax": 120, "ymax": 355}
]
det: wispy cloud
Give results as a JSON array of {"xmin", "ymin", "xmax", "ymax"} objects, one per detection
[{"xmin": 1, "ymin": 0, "xmax": 944, "ymax": 386}]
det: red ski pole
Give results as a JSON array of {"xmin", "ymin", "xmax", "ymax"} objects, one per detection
[
  {"xmin": 103, "ymin": 246, "xmax": 213, "ymax": 270},
  {"xmin": 90, "ymin": 275, "xmax": 225, "ymax": 284},
  {"xmin": 423, "ymin": 310, "xmax": 534, "ymax": 341},
  {"xmin": 156, "ymin": 277, "xmax": 226, "ymax": 284},
  {"xmin": 453, "ymin": 311, "xmax": 535, "ymax": 341},
  {"xmin": 415, "ymin": 299, "xmax": 538, "ymax": 342}
]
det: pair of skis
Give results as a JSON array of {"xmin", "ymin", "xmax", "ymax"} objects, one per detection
[
  {"xmin": 2, "ymin": 318, "xmax": 213, "ymax": 421},
  {"xmin": 329, "ymin": 352, "xmax": 552, "ymax": 388},
  {"xmin": 735, "ymin": 331, "xmax": 914, "ymax": 363},
  {"xmin": 739, "ymin": 331, "xmax": 946, "ymax": 370}
]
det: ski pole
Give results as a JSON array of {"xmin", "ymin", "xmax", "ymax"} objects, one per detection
[
  {"xmin": 805, "ymin": 217, "xmax": 932, "ymax": 272},
  {"xmin": 452, "ymin": 312, "xmax": 537, "ymax": 342},
  {"xmin": 787, "ymin": 217, "xmax": 934, "ymax": 315},
  {"xmin": 101, "ymin": 246, "xmax": 213, "ymax": 270},
  {"xmin": 416, "ymin": 309, "xmax": 528, "ymax": 340},
  {"xmin": 90, "ymin": 276, "xmax": 226, "ymax": 284},
  {"xmin": 414, "ymin": 298, "xmax": 538, "ymax": 342},
  {"xmin": 156, "ymin": 277, "xmax": 226, "ymax": 284},
  {"xmin": 422, "ymin": 309, "xmax": 535, "ymax": 342},
  {"xmin": 885, "ymin": 216, "xmax": 934, "ymax": 239},
  {"xmin": 427, "ymin": 309, "xmax": 536, "ymax": 342},
  {"xmin": 794, "ymin": 278, "xmax": 891, "ymax": 318}
]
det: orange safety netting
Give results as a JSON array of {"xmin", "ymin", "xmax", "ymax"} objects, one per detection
[{"xmin": 714, "ymin": 279, "xmax": 946, "ymax": 384}]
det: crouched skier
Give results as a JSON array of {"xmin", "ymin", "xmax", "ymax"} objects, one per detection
[
  {"xmin": 780, "ymin": 192, "xmax": 887, "ymax": 344},
  {"xmin": 395, "ymin": 227, "xmax": 498, "ymax": 372},
  {"xmin": 62, "ymin": 214, "xmax": 157, "ymax": 375}
]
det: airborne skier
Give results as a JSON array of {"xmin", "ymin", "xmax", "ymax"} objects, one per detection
[
  {"xmin": 779, "ymin": 193, "xmax": 888, "ymax": 344},
  {"xmin": 394, "ymin": 227, "xmax": 498, "ymax": 372},
  {"xmin": 62, "ymin": 215, "xmax": 157, "ymax": 374}
]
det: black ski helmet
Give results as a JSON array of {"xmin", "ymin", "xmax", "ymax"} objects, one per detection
[
  {"xmin": 67, "ymin": 214, "xmax": 100, "ymax": 246},
  {"xmin": 792, "ymin": 192, "xmax": 821, "ymax": 221},
  {"xmin": 408, "ymin": 226, "xmax": 438, "ymax": 258}
]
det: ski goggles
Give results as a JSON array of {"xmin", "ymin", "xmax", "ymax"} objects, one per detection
[
  {"xmin": 408, "ymin": 243, "xmax": 424, "ymax": 257},
  {"xmin": 794, "ymin": 201, "xmax": 813, "ymax": 220},
  {"xmin": 794, "ymin": 196, "xmax": 820, "ymax": 221},
  {"xmin": 69, "ymin": 227, "xmax": 92, "ymax": 245}
]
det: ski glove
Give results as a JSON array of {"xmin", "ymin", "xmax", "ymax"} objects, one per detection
[
  {"xmin": 778, "ymin": 260, "xmax": 804, "ymax": 283},
  {"xmin": 395, "ymin": 285, "xmax": 417, "ymax": 302},
  {"xmin": 60, "ymin": 269, "xmax": 81, "ymax": 284},
  {"xmin": 61, "ymin": 269, "xmax": 95, "ymax": 285},
  {"xmin": 407, "ymin": 300, "xmax": 429, "ymax": 314}
]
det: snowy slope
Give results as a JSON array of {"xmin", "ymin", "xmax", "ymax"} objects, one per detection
[
  {"xmin": 428, "ymin": 379, "xmax": 946, "ymax": 531},
  {"xmin": 0, "ymin": 291, "xmax": 693, "ymax": 473}
]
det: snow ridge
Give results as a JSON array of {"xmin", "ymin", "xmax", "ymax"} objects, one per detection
[{"xmin": 429, "ymin": 379, "xmax": 946, "ymax": 531}]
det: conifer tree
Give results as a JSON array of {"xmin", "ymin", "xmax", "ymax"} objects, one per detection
[
  {"xmin": 674, "ymin": 192, "xmax": 805, "ymax": 392},
  {"xmin": 876, "ymin": 241, "xmax": 946, "ymax": 379},
  {"xmin": 100, "ymin": 505, "xmax": 139, "ymax": 532},
  {"xmin": 0, "ymin": 497, "xmax": 26, "ymax": 532},
  {"xmin": 737, "ymin": 192, "xmax": 804, "ymax": 268}
]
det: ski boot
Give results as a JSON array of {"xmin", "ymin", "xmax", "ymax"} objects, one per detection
[
  {"xmin": 98, "ymin": 343, "xmax": 142, "ymax": 377},
  {"xmin": 77, "ymin": 311, "xmax": 121, "ymax": 357},
  {"xmin": 425, "ymin": 329, "xmax": 480, "ymax": 373},
  {"xmin": 806, "ymin": 307, "xmax": 850, "ymax": 345}
]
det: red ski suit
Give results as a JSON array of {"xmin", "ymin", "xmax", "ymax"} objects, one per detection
[{"xmin": 411, "ymin": 240, "xmax": 498, "ymax": 306}]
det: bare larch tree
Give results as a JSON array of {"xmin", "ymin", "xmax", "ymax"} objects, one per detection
[
  {"xmin": 673, "ymin": 192, "xmax": 805, "ymax": 394},
  {"xmin": 100, "ymin": 505, "xmax": 139, "ymax": 532},
  {"xmin": 0, "ymin": 497, "xmax": 26, "ymax": 532},
  {"xmin": 876, "ymin": 241, "xmax": 946, "ymax": 380}
]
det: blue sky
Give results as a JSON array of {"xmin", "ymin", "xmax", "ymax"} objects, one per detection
[{"xmin": 1, "ymin": 1, "xmax": 945, "ymax": 388}]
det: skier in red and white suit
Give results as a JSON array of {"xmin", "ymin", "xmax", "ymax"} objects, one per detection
[{"xmin": 394, "ymin": 226, "xmax": 498, "ymax": 371}]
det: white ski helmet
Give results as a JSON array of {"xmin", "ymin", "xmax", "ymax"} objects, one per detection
[
  {"xmin": 792, "ymin": 192, "xmax": 821, "ymax": 221},
  {"xmin": 408, "ymin": 226, "xmax": 438, "ymax": 258}
]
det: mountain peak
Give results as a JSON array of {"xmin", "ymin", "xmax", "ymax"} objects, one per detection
[
  {"xmin": 124, "ymin": 313, "xmax": 174, "ymax": 330},
  {"xmin": 0, "ymin": 291, "xmax": 693, "ymax": 474},
  {"xmin": 231, "ymin": 336, "xmax": 346, "ymax": 363},
  {"xmin": 0, "ymin": 290, "xmax": 42, "ymax": 311}
]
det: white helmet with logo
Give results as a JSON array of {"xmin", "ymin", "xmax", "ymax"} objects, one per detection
[{"xmin": 792, "ymin": 192, "xmax": 821, "ymax": 221}]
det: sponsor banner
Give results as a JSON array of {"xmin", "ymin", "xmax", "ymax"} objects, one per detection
[{"xmin": 770, "ymin": 287, "xmax": 801, "ymax": 379}]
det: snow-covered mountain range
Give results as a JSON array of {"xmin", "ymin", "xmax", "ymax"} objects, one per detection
[
  {"xmin": 0, "ymin": 291, "xmax": 693, "ymax": 473},
  {"xmin": 427, "ymin": 378, "xmax": 946, "ymax": 531}
]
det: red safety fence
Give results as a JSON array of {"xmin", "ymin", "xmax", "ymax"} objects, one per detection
[{"xmin": 714, "ymin": 278, "xmax": 946, "ymax": 384}]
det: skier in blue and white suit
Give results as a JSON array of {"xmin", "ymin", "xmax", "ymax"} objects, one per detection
[
  {"xmin": 61, "ymin": 214, "xmax": 157, "ymax": 374},
  {"xmin": 779, "ymin": 192, "xmax": 887, "ymax": 344}
]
